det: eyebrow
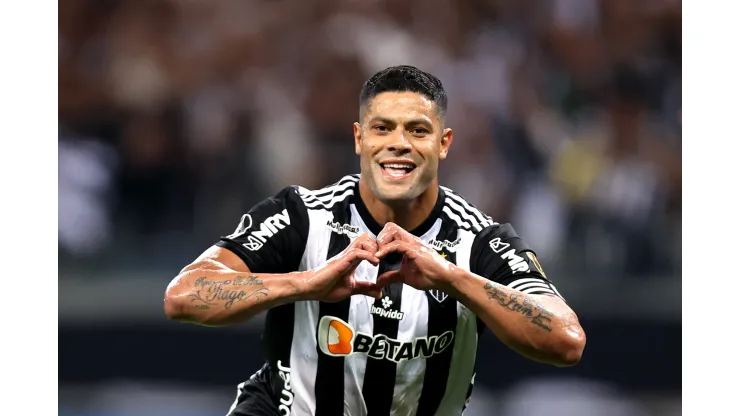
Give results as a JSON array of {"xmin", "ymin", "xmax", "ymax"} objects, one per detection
[{"xmin": 368, "ymin": 117, "xmax": 433, "ymax": 129}]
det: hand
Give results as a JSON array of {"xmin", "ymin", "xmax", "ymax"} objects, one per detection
[
  {"xmin": 301, "ymin": 233, "xmax": 385, "ymax": 302},
  {"xmin": 374, "ymin": 223, "xmax": 456, "ymax": 292}
]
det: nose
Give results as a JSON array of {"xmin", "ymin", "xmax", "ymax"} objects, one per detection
[{"xmin": 386, "ymin": 131, "xmax": 413, "ymax": 154}]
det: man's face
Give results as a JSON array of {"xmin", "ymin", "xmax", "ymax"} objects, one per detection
[{"xmin": 354, "ymin": 91, "xmax": 453, "ymax": 203}]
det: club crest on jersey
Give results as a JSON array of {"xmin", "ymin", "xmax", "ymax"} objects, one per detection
[
  {"xmin": 326, "ymin": 220, "xmax": 360, "ymax": 238},
  {"xmin": 428, "ymin": 289, "xmax": 449, "ymax": 303},
  {"xmin": 317, "ymin": 316, "xmax": 454, "ymax": 363}
]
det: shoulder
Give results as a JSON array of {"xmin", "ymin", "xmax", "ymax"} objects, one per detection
[
  {"xmin": 438, "ymin": 185, "xmax": 497, "ymax": 233},
  {"xmin": 469, "ymin": 222, "xmax": 530, "ymax": 257},
  {"xmin": 259, "ymin": 175, "xmax": 360, "ymax": 209},
  {"xmin": 293, "ymin": 174, "xmax": 360, "ymax": 211}
]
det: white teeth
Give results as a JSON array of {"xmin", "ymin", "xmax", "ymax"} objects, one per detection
[{"xmin": 383, "ymin": 163, "xmax": 414, "ymax": 169}]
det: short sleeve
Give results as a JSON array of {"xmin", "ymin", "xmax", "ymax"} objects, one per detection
[
  {"xmin": 216, "ymin": 186, "xmax": 309, "ymax": 274},
  {"xmin": 470, "ymin": 223, "xmax": 564, "ymax": 300}
]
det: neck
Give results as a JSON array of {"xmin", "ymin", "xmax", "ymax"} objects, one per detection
[{"xmin": 358, "ymin": 177, "xmax": 439, "ymax": 232}]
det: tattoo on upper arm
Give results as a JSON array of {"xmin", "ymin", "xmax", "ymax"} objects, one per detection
[
  {"xmin": 483, "ymin": 282, "xmax": 553, "ymax": 332},
  {"xmin": 189, "ymin": 276, "xmax": 269, "ymax": 310}
]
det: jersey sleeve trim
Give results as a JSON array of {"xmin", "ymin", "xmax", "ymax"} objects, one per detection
[
  {"xmin": 505, "ymin": 276, "xmax": 565, "ymax": 300},
  {"xmin": 215, "ymin": 239, "xmax": 261, "ymax": 272}
]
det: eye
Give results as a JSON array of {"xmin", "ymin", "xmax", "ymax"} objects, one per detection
[
  {"xmin": 373, "ymin": 125, "xmax": 390, "ymax": 133},
  {"xmin": 411, "ymin": 127, "xmax": 429, "ymax": 135}
]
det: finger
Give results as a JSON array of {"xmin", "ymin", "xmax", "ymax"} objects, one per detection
[
  {"xmin": 376, "ymin": 241, "xmax": 410, "ymax": 259},
  {"xmin": 358, "ymin": 239, "xmax": 379, "ymax": 254},
  {"xmin": 352, "ymin": 235, "xmax": 380, "ymax": 258},
  {"xmin": 349, "ymin": 233, "xmax": 370, "ymax": 249},
  {"xmin": 375, "ymin": 270, "xmax": 404, "ymax": 287},
  {"xmin": 352, "ymin": 280, "xmax": 383, "ymax": 298},
  {"xmin": 376, "ymin": 222, "xmax": 400, "ymax": 246},
  {"xmin": 366, "ymin": 289, "xmax": 383, "ymax": 299},
  {"xmin": 353, "ymin": 232, "xmax": 371, "ymax": 244},
  {"xmin": 333, "ymin": 258, "xmax": 362, "ymax": 276},
  {"xmin": 333, "ymin": 248, "xmax": 372, "ymax": 274},
  {"xmin": 349, "ymin": 249, "xmax": 380, "ymax": 266},
  {"xmin": 378, "ymin": 223, "xmax": 417, "ymax": 246}
]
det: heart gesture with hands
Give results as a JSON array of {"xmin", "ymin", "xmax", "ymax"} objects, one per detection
[
  {"xmin": 301, "ymin": 224, "xmax": 456, "ymax": 303},
  {"xmin": 302, "ymin": 233, "xmax": 383, "ymax": 302},
  {"xmin": 373, "ymin": 223, "xmax": 456, "ymax": 292}
]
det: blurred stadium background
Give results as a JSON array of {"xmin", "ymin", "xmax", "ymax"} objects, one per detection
[{"xmin": 58, "ymin": 0, "xmax": 681, "ymax": 415}]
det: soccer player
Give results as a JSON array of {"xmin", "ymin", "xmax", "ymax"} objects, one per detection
[{"xmin": 164, "ymin": 65, "xmax": 586, "ymax": 416}]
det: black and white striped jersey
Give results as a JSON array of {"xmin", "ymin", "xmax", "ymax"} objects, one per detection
[{"xmin": 216, "ymin": 174, "xmax": 563, "ymax": 416}]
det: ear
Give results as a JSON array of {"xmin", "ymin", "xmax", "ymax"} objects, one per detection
[
  {"xmin": 439, "ymin": 128, "xmax": 453, "ymax": 160},
  {"xmin": 353, "ymin": 122, "xmax": 362, "ymax": 155}
]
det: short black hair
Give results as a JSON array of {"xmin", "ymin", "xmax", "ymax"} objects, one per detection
[{"xmin": 359, "ymin": 65, "xmax": 447, "ymax": 119}]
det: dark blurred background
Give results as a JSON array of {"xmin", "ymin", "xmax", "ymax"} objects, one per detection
[{"xmin": 58, "ymin": 0, "xmax": 681, "ymax": 415}]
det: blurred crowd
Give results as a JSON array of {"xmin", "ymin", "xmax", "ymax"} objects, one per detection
[{"xmin": 58, "ymin": 0, "xmax": 681, "ymax": 279}]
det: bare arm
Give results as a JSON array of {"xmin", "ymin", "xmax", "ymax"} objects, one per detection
[
  {"xmin": 374, "ymin": 222, "xmax": 586, "ymax": 367},
  {"xmin": 447, "ymin": 269, "xmax": 585, "ymax": 367},
  {"xmin": 164, "ymin": 234, "xmax": 383, "ymax": 326},
  {"xmin": 163, "ymin": 246, "xmax": 303, "ymax": 326}
]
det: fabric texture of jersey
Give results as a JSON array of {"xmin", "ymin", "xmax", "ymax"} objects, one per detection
[{"xmin": 216, "ymin": 174, "xmax": 563, "ymax": 416}]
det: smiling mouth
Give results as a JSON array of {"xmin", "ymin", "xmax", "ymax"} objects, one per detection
[{"xmin": 380, "ymin": 162, "xmax": 416, "ymax": 179}]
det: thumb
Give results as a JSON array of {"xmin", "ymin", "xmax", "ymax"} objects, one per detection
[
  {"xmin": 352, "ymin": 280, "xmax": 383, "ymax": 299},
  {"xmin": 333, "ymin": 251, "xmax": 364, "ymax": 276},
  {"xmin": 376, "ymin": 270, "xmax": 404, "ymax": 288}
]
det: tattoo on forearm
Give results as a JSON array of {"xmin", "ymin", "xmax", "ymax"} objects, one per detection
[
  {"xmin": 189, "ymin": 276, "xmax": 269, "ymax": 309},
  {"xmin": 194, "ymin": 276, "xmax": 264, "ymax": 288},
  {"xmin": 483, "ymin": 282, "xmax": 553, "ymax": 332}
]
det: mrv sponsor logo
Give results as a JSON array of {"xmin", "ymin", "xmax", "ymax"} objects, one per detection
[
  {"xmin": 277, "ymin": 360, "xmax": 293, "ymax": 416},
  {"xmin": 489, "ymin": 238, "xmax": 530, "ymax": 274},
  {"xmin": 501, "ymin": 249, "xmax": 530, "ymax": 274},
  {"xmin": 326, "ymin": 220, "xmax": 360, "ymax": 238},
  {"xmin": 240, "ymin": 209, "xmax": 291, "ymax": 251},
  {"xmin": 226, "ymin": 214, "xmax": 254, "ymax": 239},
  {"xmin": 317, "ymin": 316, "xmax": 454, "ymax": 363},
  {"xmin": 370, "ymin": 296, "xmax": 405, "ymax": 320}
]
